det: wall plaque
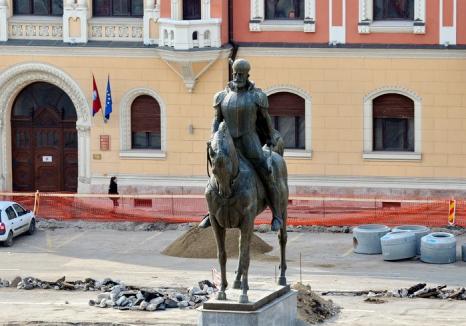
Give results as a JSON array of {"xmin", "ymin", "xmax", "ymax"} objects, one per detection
[{"xmin": 100, "ymin": 135, "xmax": 110, "ymax": 151}]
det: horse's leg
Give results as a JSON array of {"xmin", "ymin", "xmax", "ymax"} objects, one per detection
[
  {"xmin": 233, "ymin": 231, "xmax": 243, "ymax": 289},
  {"xmin": 211, "ymin": 216, "xmax": 228, "ymax": 300},
  {"xmin": 278, "ymin": 210, "xmax": 287, "ymax": 286},
  {"xmin": 238, "ymin": 223, "xmax": 253, "ymax": 303},
  {"xmin": 233, "ymin": 255, "xmax": 242, "ymax": 289}
]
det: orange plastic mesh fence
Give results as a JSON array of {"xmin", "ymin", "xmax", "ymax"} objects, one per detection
[{"xmin": 0, "ymin": 193, "xmax": 464, "ymax": 227}]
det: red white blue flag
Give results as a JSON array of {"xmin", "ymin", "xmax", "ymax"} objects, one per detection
[{"xmin": 92, "ymin": 75, "xmax": 102, "ymax": 117}]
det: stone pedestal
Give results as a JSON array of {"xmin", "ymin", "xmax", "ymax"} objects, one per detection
[{"xmin": 199, "ymin": 285, "xmax": 297, "ymax": 326}]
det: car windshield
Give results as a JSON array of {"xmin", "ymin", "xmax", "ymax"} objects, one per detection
[{"xmin": 0, "ymin": 210, "xmax": 2, "ymax": 222}]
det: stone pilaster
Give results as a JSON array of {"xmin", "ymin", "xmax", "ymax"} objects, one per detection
[
  {"xmin": 63, "ymin": 0, "xmax": 88, "ymax": 43},
  {"xmin": 143, "ymin": 0, "xmax": 160, "ymax": 45},
  {"xmin": 0, "ymin": 0, "xmax": 8, "ymax": 42}
]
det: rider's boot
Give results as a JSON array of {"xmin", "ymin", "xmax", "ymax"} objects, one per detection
[
  {"xmin": 198, "ymin": 213, "xmax": 211, "ymax": 228},
  {"xmin": 268, "ymin": 188, "xmax": 283, "ymax": 232},
  {"xmin": 256, "ymin": 159, "xmax": 283, "ymax": 232}
]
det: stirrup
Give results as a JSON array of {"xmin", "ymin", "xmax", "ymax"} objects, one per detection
[
  {"xmin": 199, "ymin": 214, "xmax": 211, "ymax": 228},
  {"xmin": 271, "ymin": 216, "xmax": 283, "ymax": 232}
]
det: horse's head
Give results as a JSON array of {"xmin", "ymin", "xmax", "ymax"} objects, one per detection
[{"xmin": 208, "ymin": 122, "xmax": 239, "ymax": 198}]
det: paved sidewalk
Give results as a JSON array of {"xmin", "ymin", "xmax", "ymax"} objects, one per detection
[{"xmin": 0, "ymin": 227, "xmax": 465, "ymax": 325}]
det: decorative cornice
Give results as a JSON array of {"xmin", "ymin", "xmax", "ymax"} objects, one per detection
[
  {"xmin": 263, "ymin": 84, "xmax": 312, "ymax": 102},
  {"xmin": 238, "ymin": 47, "xmax": 466, "ymax": 59},
  {"xmin": 364, "ymin": 86, "xmax": 421, "ymax": 102}
]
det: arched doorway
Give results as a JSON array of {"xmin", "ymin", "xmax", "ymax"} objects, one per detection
[{"xmin": 11, "ymin": 82, "xmax": 78, "ymax": 192}]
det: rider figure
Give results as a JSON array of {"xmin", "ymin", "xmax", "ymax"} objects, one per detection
[{"xmin": 200, "ymin": 58, "xmax": 284, "ymax": 232}]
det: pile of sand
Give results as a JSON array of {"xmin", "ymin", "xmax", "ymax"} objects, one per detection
[
  {"xmin": 162, "ymin": 226, "xmax": 273, "ymax": 258},
  {"xmin": 293, "ymin": 283, "xmax": 340, "ymax": 324}
]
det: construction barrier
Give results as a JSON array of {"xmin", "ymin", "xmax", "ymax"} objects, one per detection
[{"xmin": 0, "ymin": 192, "xmax": 465, "ymax": 227}]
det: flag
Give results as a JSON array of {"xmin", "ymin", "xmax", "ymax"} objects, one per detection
[
  {"xmin": 92, "ymin": 75, "xmax": 102, "ymax": 116},
  {"xmin": 104, "ymin": 75, "xmax": 113, "ymax": 122}
]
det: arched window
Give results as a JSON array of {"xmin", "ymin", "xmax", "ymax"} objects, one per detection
[
  {"xmin": 372, "ymin": 94, "xmax": 414, "ymax": 152},
  {"xmin": 13, "ymin": 0, "xmax": 63, "ymax": 16},
  {"xmin": 268, "ymin": 92, "xmax": 305, "ymax": 149},
  {"xmin": 93, "ymin": 0, "xmax": 143, "ymax": 17},
  {"xmin": 131, "ymin": 95, "xmax": 161, "ymax": 149}
]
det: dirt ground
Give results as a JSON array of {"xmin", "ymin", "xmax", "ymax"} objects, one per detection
[{"xmin": 0, "ymin": 222, "xmax": 465, "ymax": 325}]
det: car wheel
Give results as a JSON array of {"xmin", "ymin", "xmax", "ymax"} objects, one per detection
[
  {"xmin": 3, "ymin": 231, "xmax": 13, "ymax": 247},
  {"xmin": 27, "ymin": 219, "xmax": 36, "ymax": 235}
]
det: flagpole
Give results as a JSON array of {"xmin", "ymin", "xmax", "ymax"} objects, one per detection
[
  {"xmin": 103, "ymin": 74, "xmax": 110, "ymax": 124},
  {"xmin": 102, "ymin": 76, "xmax": 106, "ymax": 123}
]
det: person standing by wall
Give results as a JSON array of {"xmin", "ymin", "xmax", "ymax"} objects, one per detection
[{"xmin": 108, "ymin": 176, "xmax": 119, "ymax": 207}]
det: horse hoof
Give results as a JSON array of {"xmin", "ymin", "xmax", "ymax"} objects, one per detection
[
  {"xmin": 278, "ymin": 276, "xmax": 287, "ymax": 286},
  {"xmin": 239, "ymin": 294, "xmax": 249, "ymax": 304},
  {"xmin": 217, "ymin": 292, "xmax": 227, "ymax": 300},
  {"xmin": 233, "ymin": 280, "xmax": 241, "ymax": 289}
]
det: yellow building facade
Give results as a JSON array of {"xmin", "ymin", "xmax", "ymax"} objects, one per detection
[{"xmin": 1, "ymin": 0, "xmax": 466, "ymax": 197}]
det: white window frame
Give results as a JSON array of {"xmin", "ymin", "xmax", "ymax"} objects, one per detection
[
  {"xmin": 249, "ymin": 0, "xmax": 315, "ymax": 33},
  {"xmin": 358, "ymin": 0, "xmax": 426, "ymax": 34},
  {"xmin": 363, "ymin": 87, "xmax": 422, "ymax": 161},
  {"xmin": 264, "ymin": 85, "xmax": 312, "ymax": 159},
  {"xmin": 171, "ymin": 0, "xmax": 210, "ymax": 20},
  {"xmin": 119, "ymin": 88, "xmax": 167, "ymax": 160}
]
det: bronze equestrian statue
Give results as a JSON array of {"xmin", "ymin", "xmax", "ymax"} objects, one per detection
[{"xmin": 204, "ymin": 59, "xmax": 289, "ymax": 303}]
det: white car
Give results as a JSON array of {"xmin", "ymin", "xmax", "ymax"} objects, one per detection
[{"xmin": 0, "ymin": 201, "xmax": 35, "ymax": 247}]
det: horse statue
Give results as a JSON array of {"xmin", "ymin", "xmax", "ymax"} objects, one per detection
[{"xmin": 205, "ymin": 122, "xmax": 289, "ymax": 303}]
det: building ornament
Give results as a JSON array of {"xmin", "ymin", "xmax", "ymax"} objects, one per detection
[
  {"xmin": 158, "ymin": 47, "xmax": 230, "ymax": 92},
  {"xmin": 144, "ymin": 0, "xmax": 160, "ymax": 45}
]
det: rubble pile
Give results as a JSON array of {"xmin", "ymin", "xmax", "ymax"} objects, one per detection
[
  {"xmin": 322, "ymin": 283, "xmax": 466, "ymax": 301},
  {"xmin": 89, "ymin": 280, "xmax": 217, "ymax": 311},
  {"xmin": 12, "ymin": 276, "xmax": 109, "ymax": 291},
  {"xmin": 292, "ymin": 283, "xmax": 340, "ymax": 324},
  {"xmin": 162, "ymin": 226, "xmax": 272, "ymax": 259}
]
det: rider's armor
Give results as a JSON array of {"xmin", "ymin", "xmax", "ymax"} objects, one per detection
[
  {"xmin": 211, "ymin": 81, "xmax": 283, "ymax": 231},
  {"xmin": 216, "ymin": 84, "xmax": 266, "ymax": 139}
]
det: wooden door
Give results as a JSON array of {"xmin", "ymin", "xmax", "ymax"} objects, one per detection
[
  {"xmin": 11, "ymin": 124, "xmax": 34, "ymax": 191},
  {"xmin": 11, "ymin": 82, "xmax": 78, "ymax": 192},
  {"xmin": 183, "ymin": 0, "xmax": 201, "ymax": 20},
  {"xmin": 33, "ymin": 108, "xmax": 62, "ymax": 192},
  {"xmin": 63, "ymin": 127, "xmax": 78, "ymax": 192}
]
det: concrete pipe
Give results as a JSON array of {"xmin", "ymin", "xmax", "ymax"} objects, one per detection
[
  {"xmin": 381, "ymin": 231, "xmax": 416, "ymax": 261},
  {"xmin": 392, "ymin": 225, "xmax": 430, "ymax": 255},
  {"xmin": 420, "ymin": 232, "xmax": 457, "ymax": 264},
  {"xmin": 353, "ymin": 224, "xmax": 390, "ymax": 254}
]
